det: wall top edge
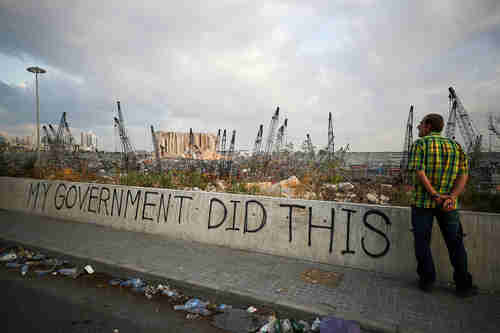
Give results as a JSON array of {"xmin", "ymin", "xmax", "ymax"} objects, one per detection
[{"xmin": 2, "ymin": 176, "xmax": 499, "ymax": 217}]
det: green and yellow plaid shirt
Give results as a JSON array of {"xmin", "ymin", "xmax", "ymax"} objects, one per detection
[{"xmin": 408, "ymin": 131, "xmax": 468, "ymax": 208}]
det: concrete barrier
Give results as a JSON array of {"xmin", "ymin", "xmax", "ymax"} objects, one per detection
[{"xmin": 1, "ymin": 176, "xmax": 499, "ymax": 290}]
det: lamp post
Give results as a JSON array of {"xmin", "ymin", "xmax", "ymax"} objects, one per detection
[{"xmin": 27, "ymin": 66, "xmax": 46, "ymax": 164}]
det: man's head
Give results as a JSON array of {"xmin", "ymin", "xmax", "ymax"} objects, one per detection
[{"xmin": 417, "ymin": 113, "xmax": 444, "ymax": 137}]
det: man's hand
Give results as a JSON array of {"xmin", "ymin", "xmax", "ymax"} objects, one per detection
[{"xmin": 440, "ymin": 195, "xmax": 456, "ymax": 212}]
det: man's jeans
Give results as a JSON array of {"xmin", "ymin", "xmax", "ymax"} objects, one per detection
[{"xmin": 411, "ymin": 207, "xmax": 473, "ymax": 289}]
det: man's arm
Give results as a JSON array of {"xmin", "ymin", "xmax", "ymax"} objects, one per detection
[
  {"xmin": 415, "ymin": 170, "xmax": 443, "ymax": 204},
  {"xmin": 441, "ymin": 174, "xmax": 469, "ymax": 210},
  {"xmin": 450, "ymin": 174, "xmax": 468, "ymax": 199}
]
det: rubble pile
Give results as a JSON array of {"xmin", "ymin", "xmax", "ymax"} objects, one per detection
[{"xmin": 0, "ymin": 244, "xmax": 360, "ymax": 332}]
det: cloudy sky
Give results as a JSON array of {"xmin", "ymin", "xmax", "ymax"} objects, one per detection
[{"xmin": 1, "ymin": 0, "xmax": 500, "ymax": 152}]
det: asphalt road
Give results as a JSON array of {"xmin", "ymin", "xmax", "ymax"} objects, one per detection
[{"xmin": 0, "ymin": 267, "xmax": 227, "ymax": 333}]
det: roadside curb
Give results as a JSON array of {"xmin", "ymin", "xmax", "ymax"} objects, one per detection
[{"xmin": 0, "ymin": 236, "xmax": 428, "ymax": 333}]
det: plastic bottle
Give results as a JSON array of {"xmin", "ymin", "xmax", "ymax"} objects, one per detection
[
  {"xmin": 0, "ymin": 252, "xmax": 17, "ymax": 261},
  {"xmin": 186, "ymin": 307, "xmax": 212, "ymax": 316},
  {"xmin": 57, "ymin": 268, "xmax": 78, "ymax": 276},
  {"xmin": 21, "ymin": 264, "xmax": 29, "ymax": 276},
  {"xmin": 6, "ymin": 262, "xmax": 22, "ymax": 268},
  {"xmin": 311, "ymin": 317, "xmax": 321, "ymax": 332},
  {"xmin": 216, "ymin": 304, "xmax": 232, "ymax": 312},
  {"xmin": 162, "ymin": 289, "xmax": 178, "ymax": 297}
]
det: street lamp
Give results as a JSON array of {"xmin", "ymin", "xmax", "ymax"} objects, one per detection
[{"xmin": 27, "ymin": 66, "xmax": 46, "ymax": 164}]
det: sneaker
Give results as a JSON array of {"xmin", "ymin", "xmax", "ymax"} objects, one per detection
[
  {"xmin": 418, "ymin": 280, "xmax": 434, "ymax": 293},
  {"xmin": 456, "ymin": 285, "xmax": 478, "ymax": 298}
]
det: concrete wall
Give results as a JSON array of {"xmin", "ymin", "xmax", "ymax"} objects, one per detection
[{"xmin": 1, "ymin": 176, "xmax": 499, "ymax": 290}]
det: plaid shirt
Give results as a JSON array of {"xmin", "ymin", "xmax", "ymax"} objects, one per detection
[{"xmin": 408, "ymin": 131, "xmax": 468, "ymax": 208}]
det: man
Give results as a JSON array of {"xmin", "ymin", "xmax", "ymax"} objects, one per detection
[{"xmin": 408, "ymin": 113, "xmax": 477, "ymax": 297}]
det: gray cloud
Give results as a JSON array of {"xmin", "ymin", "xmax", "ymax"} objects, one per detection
[{"xmin": 1, "ymin": 0, "xmax": 499, "ymax": 152}]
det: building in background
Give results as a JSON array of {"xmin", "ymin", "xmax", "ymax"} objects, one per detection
[{"xmin": 80, "ymin": 131, "xmax": 98, "ymax": 151}]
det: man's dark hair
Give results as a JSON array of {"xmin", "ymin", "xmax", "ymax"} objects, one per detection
[{"xmin": 423, "ymin": 113, "xmax": 444, "ymax": 132}]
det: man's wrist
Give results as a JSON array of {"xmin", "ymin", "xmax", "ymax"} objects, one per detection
[{"xmin": 430, "ymin": 193, "xmax": 441, "ymax": 201}]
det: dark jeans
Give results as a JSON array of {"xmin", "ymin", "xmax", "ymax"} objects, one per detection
[{"xmin": 411, "ymin": 207, "xmax": 473, "ymax": 289}]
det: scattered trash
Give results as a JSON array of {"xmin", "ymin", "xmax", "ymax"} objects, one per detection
[
  {"xmin": 83, "ymin": 265, "xmax": 94, "ymax": 274},
  {"xmin": 57, "ymin": 267, "xmax": 78, "ymax": 276},
  {"xmin": 120, "ymin": 278, "xmax": 144, "ymax": 288},
  {"xmin": 216, "ymin": 304, "xmax": 232, "ymax": 312},
  {"xmin": 35, "ymin": 269, "xmax": 53, "ymax": 276},
  {"xmin": 0, "ymin": 243, "xmax": 321, "ymax": 332},
  {"xmin": 109, "ymin": 278, "xmax": 123, "ymax": 286},
  {"xmin": 21, "ymin": 264, "xmax": 29, "ymax": 276},
  {"xmin": 281, "ymin": 318, "xmax": 292, "ymax": 332},
  {"xmin": 213, "ymin": 308, "xmax": 268, "ymax": 332},
  {"xmin": 161, "ymin": 289, "xmax": 179, "ymax": 297},
  {"xmin": 247, "ymin": 306, "xmax": 258, "ymax": 313},
  {"xmin": 131, "ymin": 286, "xmax": 146, "ymax": 294},
  {"xmin": 144, "ymin": 285, "xmax": 159, "ymax": 299},
  {"xmin": 297, "ymin": 320, "xmax": 311, "ymax": 332},
  {"xmin": 319, "ymin": 316, "xmax": 361, "ymax": 333},
  {"xmin": 5, "ymin": 262, "xmax": 22, "ymax": 268},
  {"xmin": 32, "ymin": 253, "xmax": 47, "ymax": 260},
  {"xmin": 311, "ymin": 317, "xmax": 321, "ymax": 331},
  {"xmin": 174, "ymin": 298, "xmax": 212, "ymax": 316},
  {"xmin": 0, "ymin": 252, "xmax": 17, "ymax": 262}
]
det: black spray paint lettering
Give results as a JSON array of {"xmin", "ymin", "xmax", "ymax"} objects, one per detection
[
  {"xmin": 142, "ymin": 191, "xmax": 158, "ymax": 221},
  {"xmin": 174, "ymin": 195, "xmax": 193, "ymax": 224},
  {"xmin": 244, "ymin": 200, "xmax": 266, "ymax": 233},
  {"xmin": 361, "ymin": 210, "xmax": 391, "ymax": 258},
  {"xmin": 156, "ymin": 193, "xmax": 172, "ymax": 223},
  {"xmin": 341, "ymin": 208, "xmax": 356, "ymax": 254},
  {"xmin": 111, "ymin": 188, "xmax": 124, "ymax": 217},
  {"xmin": 308, "ymin": 207, "xmax": 335, "ymax": 253},
  {"xmin": 279, "ymin": 203, "xmax": 306, "ymax": 242},
  {"xmin": 54, "ymin": 183, "xmax": 67, "ymax": 210},
  {"xmin": 27, "ymin": 182, "xmax": 40, "ymax": 209},
  {"xmin": 27, "ymin": 182, "xmax": 52, "ymax": 211},
  {"xmin": 226, "ymin": 200, "xmax": 240, "ymax": 231},
  {"xmin": 98, "ymin": 187, "xmax": 111, "ymax": 216},
  {"xmin": 207, "ymin": 198, "xmax": 227, "ymax": 229},
  {"xmin": 124, "ymin": 189, "xmax": 141, "ymax": 220},
  {"xmin": 41, "ymin": 183, "xmax": 52, "ymax": 211},
  {"xmin": 78, "ymin": 185, "xmax": 91, "ymax": 210},
  {"xmin": 87, "ymin": 186, "xmax": 99, "ymax": 213},
  {"xmin": 65, "ymin": 185, "xmax": 78, "ymax": 209}
]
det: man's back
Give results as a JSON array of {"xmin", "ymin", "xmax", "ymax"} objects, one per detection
[{"xmin": 409, "ymin": 131, "xmax": 468, "ymax": 208}]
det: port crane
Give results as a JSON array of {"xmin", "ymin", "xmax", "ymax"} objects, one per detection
[
  {"xmin": 445, "ymin": 87, "xmax": 482, "ymax": 154},
  {"xmin": 113, "ymin": 101, "xmax": 136, "ymax": 170}
]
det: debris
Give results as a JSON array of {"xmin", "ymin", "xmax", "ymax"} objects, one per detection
[
  {"xmin": 161, "ymin": 289, "xmax": 179, "ymax": 297},
  {"xmin": 57, "ymin": 267, "xmax": 78, "ymax": 276},
  {"xmin": 144, "ymin": 285, "xmax": 159, "ymax": 299},
  {"xmin": 0, "ymin": 252, "xmax": 17, "ymax": 262},
  {"xmin": 186, "ymin": 313, "xmax": 200, "ymax": 320},
  {"xmin": 213, "ymin": 308, "xmax": 268, "ymax": 333},
  {"xmin": 83, "ymin": 265, "xmax": 94, "ymax": 274},
  {"xmin": 319, "ymin": 316, "xmax": 361, "ymax": 333},
  {"xmin": 120, "ymin": 278, "xmax": 144, "ymax": 288},
  {"xmin": 35, "ymin": 268, "xmax": 54, "ymax": 276},
  {"xmin": 338, "ymin": 182, "xmax": 354, "ymax": 192},
  {"xmin": 174, "ymin": 298, "xmax": 212, "ymax": 316},
  {"xmin": 21, "ymin": 264, "xmax": 29, "ymax": 276},
  {"xmin": 366, "ymin": 193, "xmax": 378, "ymax": 203},
  {"xmin": 281, "ymin": 319, "xmax": 292, "ymax": 332},
  {"xmin": 109, "ymin": 278, "xmax": 123, "ymax": 286},
  {"xmin": 5, "ymin": 262, "xmax": 22, "ymax": 268},
  {"xmin": 311, "ymin": 317, "xmax": 321, "ymax": 331},
  {"xmin": 247, "ymin": 306, "xmax": 258, "ymax": 313},
  {"xmin": 216, "ymin": 304, "xmax": 232, "ymax": 312}
]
